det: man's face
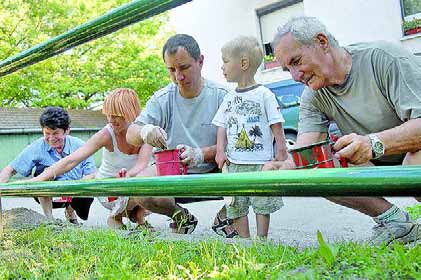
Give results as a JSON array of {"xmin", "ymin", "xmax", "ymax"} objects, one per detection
[
  {"xmin": 164, "ymin": 47, "xmax": 203, "ymax": 96},
  {"xmin": 274, "ymin": 33, "xmax": 333, "ymax": 90},
  {"xmin": 42, "ymin": 127, "xmax": 69, "ymax": 150},
  {"xmin": 221, "ymin": 51, "xmax": 242, "ymax": 83}
]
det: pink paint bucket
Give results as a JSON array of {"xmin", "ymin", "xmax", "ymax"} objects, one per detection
[{"xmin": 154, "ymin": 149, "xmax": 188, "ymax": 176}]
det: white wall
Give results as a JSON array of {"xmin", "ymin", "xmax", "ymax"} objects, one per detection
[
  {"xmin": 170, "ymin": 0, "xmax": 421, "ymax": 85},
  {"xmin": 170, "ymin": 0, "xmax": 257, "ymax": 86},
  {"xmin": 302, "ymin": 0, "xmax": 404, "ymax": 46}
]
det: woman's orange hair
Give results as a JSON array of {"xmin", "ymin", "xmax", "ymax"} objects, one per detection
[{"xmin": 102, "ymin": 88, "xmax": 140, "ymax": 123}]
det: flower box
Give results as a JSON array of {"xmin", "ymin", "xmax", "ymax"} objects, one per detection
[
  {"xmin": 404, "ymin": 27, "xmax": 421, "ymax": 36},
  {"xmin": 264, "ymin": 60, "xmax": 281, "ymax": 70}
]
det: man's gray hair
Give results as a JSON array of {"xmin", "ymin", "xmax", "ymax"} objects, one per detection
[
  {"xmin": 162, "ymin": 34, "xmax": 201, "ymax": 61},
  {"xmin": 272, "ymin": 17, "xmax": 339, "ymax": 49}
]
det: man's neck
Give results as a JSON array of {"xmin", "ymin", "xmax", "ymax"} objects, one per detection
[
  {"xmin": 179, "ymin": 78, "xmax": 204, "ymax": 99},
  {"xmin": 329, "ymin": 47, "xmax": 352, "ymax": 86}
]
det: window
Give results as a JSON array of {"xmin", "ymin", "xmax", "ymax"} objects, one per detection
[
  {"xmin": 401, "ymin": 0, "xmax": 421, "ymax": 36},
  {"xmin": 256, "ymin": 0, "xmax": 304, "ymax": 69}
]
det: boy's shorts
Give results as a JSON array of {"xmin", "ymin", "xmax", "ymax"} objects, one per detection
[{"xmin": 225, "ymin": 163, "xmax": 283, "ymax": 219}]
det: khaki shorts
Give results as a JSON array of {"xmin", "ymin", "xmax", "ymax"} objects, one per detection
[{"xmin": 225, "ymin": 163, "xmax": 283, "ymax": 219}]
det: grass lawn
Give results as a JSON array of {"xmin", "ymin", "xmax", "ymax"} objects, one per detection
[{"xmin": 1, "ymin": 205, "xmax": 420, "ymax": 279}]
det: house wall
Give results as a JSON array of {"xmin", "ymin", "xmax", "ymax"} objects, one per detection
[
  {"xmin": 170, "ymin": 0, "xmax": 421, "ymax": 85},
  {"xmin": 0, "ymin": 131, "xmax": 102, "ymax": 172}
]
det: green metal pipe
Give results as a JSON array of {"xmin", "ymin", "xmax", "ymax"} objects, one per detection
[
  {"xmin": 0, "ymin": 0, "xmax": 191, "ymax": 77},
  {"xmin": 1, "ymin": 166, "xmax": 421, "ymax": 197}
]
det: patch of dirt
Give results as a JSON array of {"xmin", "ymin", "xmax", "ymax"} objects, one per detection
[{"xmin": 1, "ymin": 207, "xmax": 47, "ymax": 230}]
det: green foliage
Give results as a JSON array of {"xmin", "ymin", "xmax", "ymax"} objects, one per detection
[
  {"xmin": 403, "ymin": 18, "xmax": 421, "ymax": 32},
  {"xmin": 1, "ymin": 227, "xmax": 420, "ymax": 279},
  {"xmin": 316, "ymin": 230, "xmax": 338, "ymax": 267},
  {"xmin": 406, "ymin": 204, "xmax": 421, "ymax": 220},
  {"xmin": 402, "ymin": 0, "xmax": 421, "ymax": 17},
  {"xmin": 0, "ymin": 0, "xmax": 172, "ymax": 108},
  {"xmin": 263, "ymin": 54, "xmax": 275, "ymax": 62}
]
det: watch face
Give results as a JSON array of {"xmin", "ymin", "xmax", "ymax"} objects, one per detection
[{"xmin": 373, "ymin": 142, "xmax": 384, "ymax": 154}]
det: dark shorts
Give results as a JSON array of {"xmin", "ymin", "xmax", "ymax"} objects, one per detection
[{"xmin": 34, "ymin": 197, "xmax": 94, "ymax": 220}]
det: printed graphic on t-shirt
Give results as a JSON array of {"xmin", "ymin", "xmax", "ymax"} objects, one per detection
[{"xmin": 225, "ymin": 96, "xmax": 266, "ymax": 153}]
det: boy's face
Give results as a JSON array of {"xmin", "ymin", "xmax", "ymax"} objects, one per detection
[{"xmin": 221, "ymin": 51, "xmax": 242, "ymax": 83}]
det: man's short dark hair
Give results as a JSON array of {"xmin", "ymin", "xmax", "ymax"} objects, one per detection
[
  {"xmin": 162, "ymin": 34, "xmax": 201, "ymax": 61},
  {"xmin": 39, "ymin": 107, "xmax": 71, "ymax": 130}
]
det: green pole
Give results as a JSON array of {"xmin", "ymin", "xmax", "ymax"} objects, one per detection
[
  {"xmin": 0, "ymin": 0, "xmax": 191, "ymax": 77},
  {"xmin": 0, "ymin": 166, "xmax": 420, "ymax": 197}
]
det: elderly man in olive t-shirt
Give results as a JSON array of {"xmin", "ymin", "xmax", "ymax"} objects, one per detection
[{"xmin": 267, "ymin": 16, "xmax": 421, "ymax": 246}]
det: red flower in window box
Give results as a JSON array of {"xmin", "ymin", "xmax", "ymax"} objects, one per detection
[
  {"xmin": 404, "ymin": 27, "xmax": 421, "ymax": 36},
  {"xmin": 403, "ymin": 18, "xmax": 421, "ymax": 36},
  {"xmin": 264, "ymin": 60, "xmax": 281, "ymax": 69}
]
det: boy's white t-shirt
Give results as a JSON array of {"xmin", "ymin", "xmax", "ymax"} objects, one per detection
[{"xmin": 212, "ymin": 85, "xmax": 284, "ymax": 164}]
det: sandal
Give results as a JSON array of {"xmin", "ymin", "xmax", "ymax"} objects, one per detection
[{"xmin": 212, "ymin": 212, "xmax": 238, "ymax": 238}]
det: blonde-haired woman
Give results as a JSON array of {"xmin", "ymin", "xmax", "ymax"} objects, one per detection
[{"xmin": 31, "ymin": 88, "xmax": 153, "ymax": 229}]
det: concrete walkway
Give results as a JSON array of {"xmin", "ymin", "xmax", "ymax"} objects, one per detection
[{"xmin": 2, "ymin": 197, "xmax": 418, "ymax": 247}]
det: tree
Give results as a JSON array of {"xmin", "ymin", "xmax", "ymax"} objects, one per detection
[
  {"xmin": 249, "ymin": 125, "xmax": 263, "ymax": 142},
  {"xmin": 0, "ymin": 0, "xmax": 172, "ymax": 108}
]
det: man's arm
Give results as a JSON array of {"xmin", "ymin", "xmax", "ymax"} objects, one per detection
[
  {"xmin": 127, "ymin": 123, "xmax": 167, "ymax": 149},
  {"xmin": 334, "ymin": 119, "xmax": 421, "ymax": 164},
  {"xmin": 0, "ymin": 166, "xmax": 16, "ymax": 183},
  {"xmin": 127, "ymin": 123, "xmax": 145, "ymax": 147}
]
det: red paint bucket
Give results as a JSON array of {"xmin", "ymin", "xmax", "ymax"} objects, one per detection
[
  {"xmin": 53, "ymin": 196, "xmax": 73, "ymax": 203},
  {"xmin": 154, "ymin": 149, "xmax": 188, "ymax": 176},
  {"xmin": 290, "ymin": 140, "xmax": 335, "ymax": 169}
]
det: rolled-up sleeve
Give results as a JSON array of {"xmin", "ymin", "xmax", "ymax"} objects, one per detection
[{"xmin": 9, "ymin": 142, "xmax": 39, "ymax": 177}]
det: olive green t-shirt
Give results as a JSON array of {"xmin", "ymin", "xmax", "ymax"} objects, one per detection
[{"xmin": 299, "ymin": 41, "xmax": 421, "ymax": 163}]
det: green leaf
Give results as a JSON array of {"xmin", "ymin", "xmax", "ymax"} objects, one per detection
[{"xmin": 316, "ymin": 230, "xmax": 336, "ymax": 267}]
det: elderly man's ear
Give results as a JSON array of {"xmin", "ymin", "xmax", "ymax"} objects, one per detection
[{"xmin": 314, "ymin": 33, "xmax": 330, "ymax": 52}]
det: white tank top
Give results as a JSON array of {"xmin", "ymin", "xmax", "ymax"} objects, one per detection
[{"xmin": 96, "ymin": 124, "xmax": 138, "ymax": 179}]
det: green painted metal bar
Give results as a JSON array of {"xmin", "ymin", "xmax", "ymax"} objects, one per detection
[
  {"xmin": 0, "ymin": 166, "xmax": 421, "ymax": 197},
  {"xmin": 0, "ymin": 0, "xmax": 191, "ymax": 77}
]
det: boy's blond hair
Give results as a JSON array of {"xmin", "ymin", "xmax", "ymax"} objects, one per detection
[
  {"xmin": 221, "ymin": 36, "xmax": 263, "ymax": 74},
  {"xmin": 102, "ymin": 88, "xmax": 140, "ymax": 123}
]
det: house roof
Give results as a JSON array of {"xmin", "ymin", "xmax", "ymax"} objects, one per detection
[{"xmin": 0, "ymin": 108, "xmax": 107, "ymax": 131}]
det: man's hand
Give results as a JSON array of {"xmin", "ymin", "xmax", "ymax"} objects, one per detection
[
  {"xmin": 332, "ymin": 133, "xmax": 372, "ymax": 165},
  {"xmin": 140, "ymin": 124, "xmax": 167, "ymax": 149},
  {"xmin": 176, "ymin": 144, "xmax": 204, "ymax": 167},
  {"xmin": 215, "ymin": 151, "xmax": 228, "ymax": 169}
]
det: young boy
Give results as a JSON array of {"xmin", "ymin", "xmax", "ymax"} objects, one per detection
[{"xmin": 212, "ymin": 36, "xmax": 288, "ymax": 238}]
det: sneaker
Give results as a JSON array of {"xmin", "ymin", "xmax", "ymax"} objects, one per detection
[
  {"xmin": 369, "ymin": 214, "xmax": 420, "ymax": 246},
  {"xmin": 169, "ymin": 206, "xmax": 198, "ymax": 234}
]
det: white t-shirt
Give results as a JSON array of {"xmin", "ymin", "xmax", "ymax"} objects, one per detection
[{"xmin": 212, "ymin": 85, "xmax": 284, "ymax": 164}]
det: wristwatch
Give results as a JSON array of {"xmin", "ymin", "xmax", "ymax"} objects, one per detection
[{"xmin": 368, "ymin": 134, "xmax": 385, "ymax": 159}]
